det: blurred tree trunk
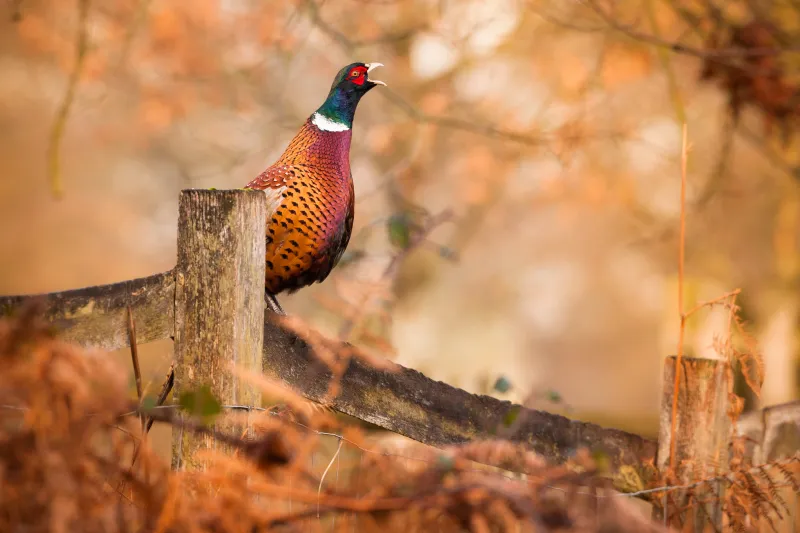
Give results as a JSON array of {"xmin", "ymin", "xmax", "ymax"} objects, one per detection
[
  {"xmin": 759, "ymin": 186, "xmax": 800, "ymax": 406},
  {"xmin": 758, "ymin": 294, "xmax": 799, "ymax": 406}
]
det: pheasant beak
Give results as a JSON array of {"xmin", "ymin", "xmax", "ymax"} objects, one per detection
[{"xmin": 365, "ymin": 62, "xmax": 387, "ymax": 86}]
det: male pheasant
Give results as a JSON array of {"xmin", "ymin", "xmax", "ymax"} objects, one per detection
[{"xmin": 244, "ymin": 62, "xmax": 385, "ymax": 314}]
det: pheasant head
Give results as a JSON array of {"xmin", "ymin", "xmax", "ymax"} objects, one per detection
[{"xmin": 313, "ymin": 62, "xmax": 386, "ymax": 131}]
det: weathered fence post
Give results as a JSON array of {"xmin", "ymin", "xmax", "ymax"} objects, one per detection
[
  {"xmin": 172, "ymin": 189, "xmax": 266, "ymax": 471},
  {"xmin": 654, "ymin": 356, "xmax": 731, "ymax": 531}
]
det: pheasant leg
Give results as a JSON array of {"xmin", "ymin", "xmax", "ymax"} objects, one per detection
[{"xmin": 265, "ymin": 291, "xmax": 286, "ymax": 315}]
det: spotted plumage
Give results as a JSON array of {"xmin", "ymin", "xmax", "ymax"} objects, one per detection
[{"xmin": 244, "ymin": 62, "xmax": 385, "ymax": 310}]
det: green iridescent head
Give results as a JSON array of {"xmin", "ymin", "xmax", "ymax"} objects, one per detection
[{"xmin": 314, "ymin": 62, "xmax": 386, "ymax": 129}]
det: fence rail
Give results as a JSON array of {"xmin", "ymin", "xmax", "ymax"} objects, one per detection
[
  {"xmin": 0, "ymin": 270, "xmax": 174, "ymax": 351},
  {"xmin": 2, "ymin": 189, "xmax": 798, "ymax": 514}
]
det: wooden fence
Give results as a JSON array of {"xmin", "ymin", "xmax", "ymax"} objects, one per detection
[{"xmin": 2, "ymin": 189, "xmax": 799, "ymax": 530}]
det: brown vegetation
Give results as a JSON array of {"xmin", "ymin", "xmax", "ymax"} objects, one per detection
[{"xmin": 0, "ymin": 303, "xmax": 679, "ymax": 532}]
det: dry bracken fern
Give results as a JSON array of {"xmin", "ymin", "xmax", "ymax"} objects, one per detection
[{"xmin": 0, "ymin": 303, "xmax": 680, "ymax": 533}]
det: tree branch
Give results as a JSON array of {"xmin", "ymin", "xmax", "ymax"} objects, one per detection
[{"xmin": 47, "ymin": 0, "xmax": 91, "ymax": 199}]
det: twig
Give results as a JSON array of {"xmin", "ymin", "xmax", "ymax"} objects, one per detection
[
  {"xmin": 303, "ymin": 0, "xmax": 421, "ymax": 50},
  {"xmin": 304, "ymin": 0, "xmax": 616, "ymax": 150},
  {"xmin": 337, "ymin": 209, "xmax": 454, "ymax": 341},
  {"xmin": 694, "ymin": 114, "xmax": 735, "ymax": 209},
  {"xmin": 118, "ymin": 306, "xmax": 144, "ymax": 497},
  {"xmin": 669, "ymin": 122, "xmax": 689, "ymax": 471},
  {"xmin": 144, "ymin": 363, "xmax": 175, "ymax": 434},
  {"xmin": 123, "ymin": 363, "xmax": 175, "ymax": 483},
  {"xmin": 644, "ymin": 0, "xmax": 686, "ymax": 124},
  {"xmin": 135, "ymin": 402, "xmax": 247, "ymax": 448},
  {"xmin": 47, "ymin": 0, "xmax": 91, "ymax": 198},
  {"xmin": 318, "ymin": 437, "xmax": 343, "ymax": 518},
  {"xmin": 683, "ymin": 289, "xmax": 741, "ymax": 319},
  {"xmin": 295, "ymin": 209, "xmax": 454, "ymax": 407},
  {"xmin": 582, "ymin": 0, "xmax": 800, "ymax": 58},
  {"xmin": 126, "ymin": 307, "xmax": 143, "ymax": 405},
  {"xmin": 116, "ymin": 0, "xmax": 151, "ymax": 70}
]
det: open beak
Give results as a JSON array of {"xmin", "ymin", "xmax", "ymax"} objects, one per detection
[{"xmin": 365, "ymin": 62, "xmax": 386, "ymax": 86}]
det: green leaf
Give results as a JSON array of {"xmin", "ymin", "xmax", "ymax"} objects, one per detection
[
  {"xmin": 387, "ymin": 213, "xmax": 412, "ymax": 249},
  {"xmin": 179, "ymin": 384, "xmax": 222, "ymax": 422},
  {"xmin": 436, "ymin": 454, "xmax": 455, "ymax": 472},
  {"xmin": 140, "ymin": 395, "xmax": 158, "ymax": 411},
  {"xmin": 493, "ymin": 376, "xmax": 512, "ymax": 393},
  {"xmin": 546, "ymin": 389, "xmax": 562, "ymax": 403}
]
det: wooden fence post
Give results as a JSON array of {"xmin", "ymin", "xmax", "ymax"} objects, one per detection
[
  {"xmin": 654, "ymin": 356, "xmax": 731, "ymax": 531},
  {"xmin": 172, "ymin": 189, "xmax": 266, "ymax": 471}
]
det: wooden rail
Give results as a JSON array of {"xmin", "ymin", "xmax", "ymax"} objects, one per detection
[
  {"xmin": 263, "ymin": 316, "xmax": 656, "ymax": 490},
  {"xmin": 0, "ymin": 270, "xmax": 174, "ymax": 351}
]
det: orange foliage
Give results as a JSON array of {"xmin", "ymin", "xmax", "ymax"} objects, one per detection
[
  {"xmin": 558, "ymin": 54, "xmax": 590, "ymax": 95},
  {"xmin": 601, "ymin": 44, "xmax": 653, "ymax": 90},
  {"xmin": 15, "ymin": 14, "xmax": 50, "ymax": 51},
  {"xmin": 256, "ymin": 12, "xmax": 278, "ymax": 45},
  {"xmin": 82, "ymin": 52, "xmax": 107, "ymax": 82},
  {"xmin": 368, "ymin": 124, "xmax": 395, "ymax": 155},
  {"xmin": 419, "ymin": 91, "xmax": 451, "ymax": 115},
  {"xmin": 150, "ymin": 6, "xmax": 186, "ymax": 49},
  {"xmin": 581, "ymin": 174, "xmax": 607, "ymax": 207},
  {"xmin": 140, "ymin": 98, "xmax": 174, "ymax": 132}
]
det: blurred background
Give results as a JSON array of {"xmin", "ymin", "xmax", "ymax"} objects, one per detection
[{"xmin": 1, "ymin": 0, "xmax": 798, "ymax": 453}]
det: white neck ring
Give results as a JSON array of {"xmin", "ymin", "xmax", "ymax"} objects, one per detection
[{"xmin": 311, "ymin": 112, "xmax": 350, "ymax": 132}]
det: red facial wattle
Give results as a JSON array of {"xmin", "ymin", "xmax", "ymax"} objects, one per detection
[{"xmin": 349, "ymin": 67, "xmax": 367, "ymax": 86}]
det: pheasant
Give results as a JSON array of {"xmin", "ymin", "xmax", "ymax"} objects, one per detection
[{"xmin": 244, "ymin": 62, "xmax": 386, "ymax": 314}]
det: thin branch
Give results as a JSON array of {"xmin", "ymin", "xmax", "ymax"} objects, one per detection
[
  {"xmin": 303, "ymin": 0, "xmax": 421, "ymax": 49},
  {"xmin": 47, "ymin": 0, "xmax": 91, "ymax": 199},
  {"xmin": 684, "ymin": 289, "xmax": 741, "ymax": 319},
  {"xmin": 317, "ymin": 437, "xmax": 343, "ymax": 518},
  {"xmin": 126, "ymin": 306, "xmax": 143, "ymax": 404},
  {"xmin": 525, "ymin": 1, "xmax": 607, "ymax": 32},
  {"xmin": 694, "ymin": 113, "xmax": 735, "ymax": 208},
  {"xmin": 337, "ymin": 209, "xmax": 454, "ymax": 340},
  {"xmin": 645, "ymin": 0, "xmax": 686, "ymax": 124},
  {"xmin": 582, "ymin": 0, "xmax": 800, "ymax": 58},
  {"xmin": 304, "ymin": 0, "xmax": 613, "ymax": 150},
  {"xmin": 123, "ymin": 362, "xmax": 174, "ymax": 482},
  {"xmin": 117, "ymin": 306, "xmax": 144, "ymax": 497},
  {"xmin": 116, "ymin": 0, "xmax": 151, "ymax": 70},
  {"xmin": 669, "ymin": 122, "xmax": 689, "ymax": 471},
  {"xmin": 135, "ymin": 402, "xmax": 251, "ymax": 450},
  {"xmin": 144, "ymin": 363, "xmax": 175, "ymax": 434}
]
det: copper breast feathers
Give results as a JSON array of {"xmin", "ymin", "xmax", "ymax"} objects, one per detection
[{"xmin": 245, "ymin": 122, "xmax": 355, "ymax": 294}]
